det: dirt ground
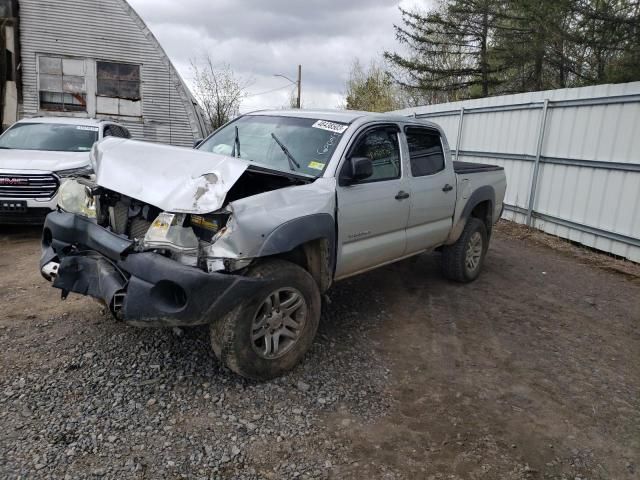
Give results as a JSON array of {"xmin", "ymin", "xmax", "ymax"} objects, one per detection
[{"xmin": 1, "ymin": 221, "xmax": 639, "ymax": 479}]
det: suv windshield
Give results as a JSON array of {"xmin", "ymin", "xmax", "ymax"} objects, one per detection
[
  {"xmin": 197, "ymin": 115, "xmax": 348, "ymax": 177},
  {"xmin": 0, "ymin": 123, "xmax": 99, "ymax": 152}
]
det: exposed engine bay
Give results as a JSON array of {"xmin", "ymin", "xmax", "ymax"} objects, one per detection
[
  {"xmin": 224, "ymin": 168, "xmax": 308, "ymax": 204},
  {"xmin": 86, "ymin": 168, "xmax": 311, "ymax": 273}
]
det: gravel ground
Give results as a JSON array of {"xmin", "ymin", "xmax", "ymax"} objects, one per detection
[{"xmin": 1, "ymin": 222, "xmax": 639, "ymax": 479}]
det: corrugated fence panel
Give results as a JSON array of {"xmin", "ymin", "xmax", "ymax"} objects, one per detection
[
  {"xmin": 461, "ymin": 109, "xmax": 541, "ymax": 155},
  {"xmin": 392, "ymin": 82, "xmax": 640, "ymax": 263},
  {"xmin": 428, "ymin": 115, "xmax": 459, "ymax": 146}
]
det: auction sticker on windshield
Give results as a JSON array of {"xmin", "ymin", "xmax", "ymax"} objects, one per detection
[
  {"xmin": 308, "ymin": 161, "xmax": 325, "ymax": 170},
  {"xmin": 76, "ymin": 126, "xmax": 99, "ymax": 131},
  {"xmin": 312, "ymin": 120, "xmax": 348, "ymax": 134}
]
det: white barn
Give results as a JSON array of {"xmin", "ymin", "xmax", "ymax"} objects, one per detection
[{"xmin": 0, "ymin": 0, "xmax": 208, "ymax": 146}]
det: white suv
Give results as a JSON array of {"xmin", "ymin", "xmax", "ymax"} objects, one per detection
[{"xmin": 0, "ymin": 117, "xmax": 130, "ymax": 224}]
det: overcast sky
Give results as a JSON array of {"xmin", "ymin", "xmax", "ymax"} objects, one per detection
[{"xmin": 127, "ymin": 0, "xmax": 426, "ymax": 112}]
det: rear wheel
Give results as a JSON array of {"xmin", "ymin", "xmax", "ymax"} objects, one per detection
[
  {"xmin": 441, "ymin": 218, "xmax": 488, "ymax": 283},
  {"xmin": 210, "ymin": 259, "xmax": 321, "ymax": 380}
]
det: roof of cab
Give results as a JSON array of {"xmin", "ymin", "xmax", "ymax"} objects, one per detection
[{"xmin": 245, "ymin": 108, "xmax": 413, "ymax": 124}]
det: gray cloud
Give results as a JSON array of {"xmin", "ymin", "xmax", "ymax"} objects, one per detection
[{"xmin": 127, "ymin": 0, "xmax": 426, "ymax": 110}]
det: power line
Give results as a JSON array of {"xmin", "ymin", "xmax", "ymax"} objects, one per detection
[{"xmin": 245, "ymin": 83, "xmax": 296, "ymax": 97}]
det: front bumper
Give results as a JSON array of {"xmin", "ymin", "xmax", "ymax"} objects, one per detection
[
  {"xmin": 0, "ymin": 196, "xmax": 57, "ymax": 224},
  {"xmin": 40, "ymin": 211, "xmax": 263, "ymax": 327},
  {"xmin": 0, "ymin": 206, "xmax": 53, "ymax": 224}
]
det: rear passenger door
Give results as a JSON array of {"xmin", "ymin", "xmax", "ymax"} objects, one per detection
[
  {"xmin": 403, "ymin": 126, "xmax": 456, "ymax": 253},
  {"xmin": 335, "ymin": 124, "xmax": 410, "ymax": 279}
]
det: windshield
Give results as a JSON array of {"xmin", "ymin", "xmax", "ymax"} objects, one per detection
[
  {"xmin": 0, "ymin": 123, "xmax": 99, "ymax": 152},
  {"xmin": 197, "ymin": 115, "xmax": 348, "ymax": 177}
]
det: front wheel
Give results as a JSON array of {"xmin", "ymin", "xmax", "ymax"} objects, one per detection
[
  {"xmin": 210, "ymin": 259, "xmax": 321, "ymax": 380},
  {"xmin": 441, "ymin": 217, "xmax": 488, "ymax": 283}
]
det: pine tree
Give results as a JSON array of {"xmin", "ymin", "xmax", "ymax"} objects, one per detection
[
  {"xmin": 491, "ymin": 0, "xmax": 577, "ymax": 92},
  {"xmin": 385, "ymin": 0, "xmax": 505, "ymax": 102},
  {"xmin": 572, "ymin": 0, "xmax": 640, "ymax": 84},
  {"xmin": 385, "ymin": 0, "xmax": 640, "ymax": 103}
]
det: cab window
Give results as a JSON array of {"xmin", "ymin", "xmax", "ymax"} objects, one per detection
[
  {"xmin": 405, "ymin": 127, "xmax": 445, "ymax": 177},
  {"xmin": 348, "ymin": 126, "xmax": 401, "ymax": 182}
]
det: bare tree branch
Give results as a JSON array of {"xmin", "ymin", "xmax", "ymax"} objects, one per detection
[{"xmin": 190, "ymin": 55, "xmax": 251, "ymax": 130}]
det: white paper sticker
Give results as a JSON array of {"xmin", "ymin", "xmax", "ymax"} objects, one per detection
[
  {"xmin": 76, "ymin": 126, "xmax": 99, "ymax": 131},
  {"xmin": 312, "ymin": 120, "xmax": 348, "ymax": 134}
]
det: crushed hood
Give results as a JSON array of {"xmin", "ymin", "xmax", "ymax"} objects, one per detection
[
  {"xmin": 91, "ymin": 138, "xmax": 250, "ymax": 214},
  {"xmin": 0, "ymin": 149, "xmax": 89, "ymax": 173}
]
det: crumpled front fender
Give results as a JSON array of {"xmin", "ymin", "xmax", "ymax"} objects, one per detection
[{"xmin": 207, "ymin": 177, "xmax": 337, "ymax": 261}]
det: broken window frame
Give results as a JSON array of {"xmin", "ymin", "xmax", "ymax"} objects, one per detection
[
  {"xmin": 37, "ymin": 55, "xmax": 87, "ymax": 113},
  {"xmin": 96, "ymin": 61, "xmax": 141, "ymax": 101}
]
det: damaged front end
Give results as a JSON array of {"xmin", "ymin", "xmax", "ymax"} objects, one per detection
[
  {"xmin": 39, "ymin": 175, "xmax": 263, "ymax": 327},
  {"xmin": 39, "ymin": 138, "xmax": 331, "ymax": 327},
  {"xmin": 91, "ymin": 187, "xmax": 241, "ymax": 273},
  {"xmin": 40, "ymin": 206, "xmax": 265, "ymax": 327}
]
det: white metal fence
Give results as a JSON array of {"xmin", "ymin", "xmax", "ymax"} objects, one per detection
[{"xmin": 393, "ymin": 82, "xmax": 640, "ymax": 263}]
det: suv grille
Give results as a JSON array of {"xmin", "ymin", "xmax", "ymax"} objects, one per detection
[{"xmin": 0, "ymin": 173, "xmax": 60, "ymax": 199}]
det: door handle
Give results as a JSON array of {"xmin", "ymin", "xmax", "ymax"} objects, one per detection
[
  {"xmin": 395, "ymin": 190, "xmax": 410, "ymax": 200},
  {"xmin": 442, "ymin": 184, "xmax": 453, "ymax": 192}
]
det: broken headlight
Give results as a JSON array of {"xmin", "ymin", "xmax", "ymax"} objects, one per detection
[
  {"xmin": 142, "ymin": 212, "xmax": 198, "ymax": 253},
  {"xmin": 57, "ymin": 179, "xmax": 96, "ymax": 219}
]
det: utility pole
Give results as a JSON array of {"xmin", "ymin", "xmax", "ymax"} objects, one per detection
[
  {"xmin": 274, "ymin": 65, "xmax": 302, "ymax": 109},
  {"xmin": 296, "ymin": 64, "xmax": 302, "ymax": 109}
]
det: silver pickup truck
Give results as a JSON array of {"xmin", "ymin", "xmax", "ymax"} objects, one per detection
[{"xmin": 40, "ymin": 110, "xmax": 506, "ymax": 379}]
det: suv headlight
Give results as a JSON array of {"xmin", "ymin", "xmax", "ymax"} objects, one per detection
[{"xmin": 57, "ymin": 179, "xmax": 96, "ymax": 218}]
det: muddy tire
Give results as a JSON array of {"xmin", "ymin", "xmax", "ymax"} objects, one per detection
[
  {"xmin": 441, "ymin": 218, "xmax": 488, "ymax": 283},
  {"xmin": 210, "ymin": 259, "xmax": 321, "ymax": 380}
]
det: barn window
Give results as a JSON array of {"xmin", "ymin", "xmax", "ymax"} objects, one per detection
[
  {"xmin": 38, "ymin": 56, "xmax": 87, "ymax": 112},
  {"xmin": 97, "ymin": 62, "xmax": 140, "ymax": 100}
]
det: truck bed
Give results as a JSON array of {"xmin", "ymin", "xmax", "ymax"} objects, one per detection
[{"xmin": 453, "ymin": 161, "xmax": 504, "ymax": 174}]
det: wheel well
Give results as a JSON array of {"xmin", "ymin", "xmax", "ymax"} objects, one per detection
[
  {"xmin": 470, "ymin": 200, "xmax": 492, "ymax": 235},
  {"xmin": 259, "ymin": 238, "xmax": 332, "ymax": 293}
]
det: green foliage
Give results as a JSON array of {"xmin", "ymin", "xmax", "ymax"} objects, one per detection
[
  {"xmin": 385, "ymin": 0, "xmax": 640, "ymax": 102},
  {"xmin": 344, "ymin": 60, "xmax": 405, "ymax": 112}
]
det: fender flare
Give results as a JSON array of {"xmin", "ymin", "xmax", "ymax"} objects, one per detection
[
  {"xmin": 257, "ymin": 212, "xmax": 336, "ymax": 268},
  {"xmin": 461, "ymin": 185, "xmax": 495, "ymax": 221},
  {"xmin": 446, "ymin": 186, "xmax": 496, "ymax": 245}
]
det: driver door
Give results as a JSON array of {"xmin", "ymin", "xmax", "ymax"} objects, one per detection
[{"xmin": 335, "ymin": 124, "xmax": 410, "ymax": 279}]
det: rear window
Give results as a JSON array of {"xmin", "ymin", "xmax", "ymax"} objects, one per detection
[
  {"xmin": 405, "ymin": 127, "xmax": 445, "ymax": 177},
  {"xmin": 0, "ymin": 123, "xmax": 98, "ymax": 152}
]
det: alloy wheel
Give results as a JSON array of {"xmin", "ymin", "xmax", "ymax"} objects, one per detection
[
  {"xmin": 465, "ymin": 231, "xmax": 483, "ymax": 273},
  {"xmin": 250, "ymin": 288, "xmax": 308, "ymax": 359}
]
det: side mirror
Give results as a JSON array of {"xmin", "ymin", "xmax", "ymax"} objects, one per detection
[
  {"xmin": 193, "ymin": 138, "xmax": 204, "ymax": 149},
  {"xmin": 343, "ymin": 156, "xmax": 373, "ymax": 184}
]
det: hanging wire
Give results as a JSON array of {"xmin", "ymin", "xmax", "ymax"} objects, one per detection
[{"xmin": 244, "ymin": 83, "xmax": 295, "ymax": 97}]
